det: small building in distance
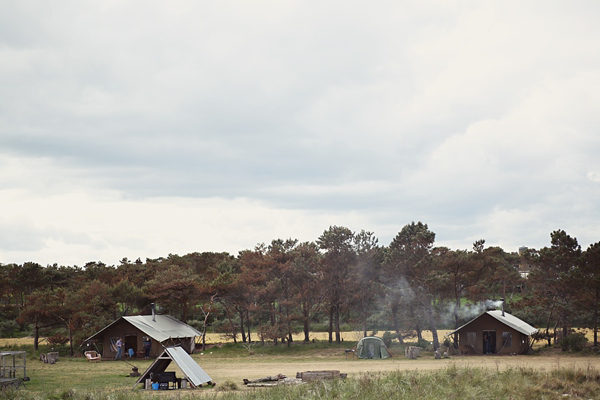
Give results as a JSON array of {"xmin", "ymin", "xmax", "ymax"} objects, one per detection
[
  {"xmin": 518, "ymin": 246, "xmax": 531, "ymax": 278},
  {"xmin": 446, "ymin": 310, "xmax": 538, "ymax": 355}
]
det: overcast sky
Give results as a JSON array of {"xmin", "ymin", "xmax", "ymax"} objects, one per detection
[{"xmin": 1, "ymin": 1, "xmax": 599, "ymax": 266}]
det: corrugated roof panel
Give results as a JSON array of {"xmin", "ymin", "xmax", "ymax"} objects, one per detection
[
  {"xmin": 134, "ymin": 347, "xmax": 212, "ymax": 389},
  {"xmin": 165, "ymin": 347, "xmax": 212, "ymax": 387},
  {"xmin": 486, "ymin": 310, "xmax": 538, "ymax": 335},
  {"xmin": 447, "ymin": 310, "xmax": 538, "ymax": 336},
  {"xmin": 123, "ymin": 315, "xmax": 202, "ymax": 342},
  {"xmin": 85, "ymin": 314, "xmax": 203, "ymax": 346}
]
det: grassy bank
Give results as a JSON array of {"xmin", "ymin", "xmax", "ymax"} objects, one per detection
[{"xmin": 1, "ymin": 365, "xmax": 599, "ymax": 399}]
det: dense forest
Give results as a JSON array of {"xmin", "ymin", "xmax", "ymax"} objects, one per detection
[{"xmin": 1, "ymin": 222, "xmax": 599, "ymax": 356}]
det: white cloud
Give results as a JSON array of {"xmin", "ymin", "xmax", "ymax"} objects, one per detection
[{"xmin": 0, "ymin": 187, "xmax": 378, "ymax": 266}]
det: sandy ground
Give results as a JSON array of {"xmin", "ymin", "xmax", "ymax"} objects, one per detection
[{"xmin": 192, "ymin": 353, "xmax": 600, "ymax": 387}]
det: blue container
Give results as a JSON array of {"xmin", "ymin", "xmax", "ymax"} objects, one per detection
[{"xmin": 152, "ymin": 383, "xmax": 159, "ymax": 390}]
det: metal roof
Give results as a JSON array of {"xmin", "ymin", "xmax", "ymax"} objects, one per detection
[
  {"xmin": 134, "ymin": 346, "xmax": 212, "ymax": 388},
  {"xmin": 84, "ymin": 314, "xmax": 202, "ymax": 343},
  {"xmin": 448, "ymin": 310, "xmax": 538, "ymax": 336},
  {"xmin": 165, "ymin": 347, "xmax": 212, "ymax": 386},
  {"xmin": 123, "ymin": 315, "xmax": 202, "ymax": 342}
]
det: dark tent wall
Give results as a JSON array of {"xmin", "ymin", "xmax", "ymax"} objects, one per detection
[{"xmin": 94, "ymin": 319, "xmax": 162, "ymax": 358}]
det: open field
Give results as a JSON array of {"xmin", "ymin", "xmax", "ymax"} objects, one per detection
[
  {"xmin": 179, "ymin": 348, "xmax": 600, "ymax": 386},
  {"xmin": 2, "ymin": 330, "xmax": 598, "ymax": 398},
  {"xmin": 1, "ymin": 339, "xmax": 598, "ymax": 397}
]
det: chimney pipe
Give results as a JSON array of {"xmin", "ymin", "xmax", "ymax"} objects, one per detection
[
  {"xmin": 500, "ymin": 298, "xmax": 505, "ymax": 317},
  {"xmin": 151, "ymin": 303, "xmax": 156, "ymax": 322}
]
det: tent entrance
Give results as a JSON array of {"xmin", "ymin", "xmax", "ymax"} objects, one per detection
[
  {"xmin": 125, "ymin": 335, "xmax": 137, "ymax": 357},
  {"xmin": 483, "ymin": 330, "xmax": 496, "ymax": 354}
]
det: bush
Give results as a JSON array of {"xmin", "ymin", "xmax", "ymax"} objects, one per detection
[
  {"xmin": 416, "ymin": 337, "xmax": 431, "ymax": 349},
  {"xmin": 443, "ymin": 337, "xmax": 452, "ymax": 348},
  {"xmin": 382, "ymin": 331, "xmax": 395, "ymax": 347},
  {"xmin": 0, "ymin": 320, "xmax": 19, "ymax": 338},
  {"xmin": 560, "ymin": 332, "xmax": 588, "ymax": 352}
]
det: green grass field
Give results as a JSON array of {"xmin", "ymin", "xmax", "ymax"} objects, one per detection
[{"xmin": 2, "ymin": 338, "xmax": 600, "ymax": 399}]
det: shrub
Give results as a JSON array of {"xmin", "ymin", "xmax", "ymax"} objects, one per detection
[
  {"xmin": 443, "ymin": 337, "xmax": 452, "ymax": 348},
  {"xmin": 382, "ymin": 331, "xmax": 394, "ymax": 347},
  {"xmin": 416, "ymin": 337, "xmax": 431, "ymax": 349},
  {"xmin": 0, "ymin": 320, "xmax": 19, "ymax": 338},
  {"xmin": 560, "ymin": 332, "xmax": 588, "ymax": 352}
]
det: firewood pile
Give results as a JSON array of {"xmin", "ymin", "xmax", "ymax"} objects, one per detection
[
  {"xmin": 243, "ymin": 370, "xmax": 346, "ymax": 387},
  {"xmin": 243, "ymin": 374, "xmax": 302, "ymax": 387}
]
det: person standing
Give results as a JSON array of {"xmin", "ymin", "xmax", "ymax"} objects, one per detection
[
  {"xmin": 483, "ymin": 334, "xmax": 490, "ymax": 354},
  {"xmin": 115, "ymin": 337, "xmax": 123, "ymax": 359},
  {"xmin": 143, "ymin": 337, "xmax": 152, "ymax": 358}
]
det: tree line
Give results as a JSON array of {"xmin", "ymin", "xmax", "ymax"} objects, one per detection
[{"xmin": 1, "ymin": 222, "xmax": 598, "ymax": 356}]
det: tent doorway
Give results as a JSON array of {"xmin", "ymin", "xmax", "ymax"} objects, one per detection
[
  {"xmin": 483, "ymin": 330, "xmax": 496, "ymax": 354},
  {"xmin": 125, "ymin": 334, "xmax": 137, "ymax": 357}
]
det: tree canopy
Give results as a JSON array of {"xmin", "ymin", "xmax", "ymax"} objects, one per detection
[{"xmin": 3, "ymin": 224, "xmax": 599, "ymax": 351}]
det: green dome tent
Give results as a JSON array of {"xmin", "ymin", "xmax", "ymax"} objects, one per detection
[{"xmin": 355, "ymin": 336, "xmax": 391, "ymax": 359}]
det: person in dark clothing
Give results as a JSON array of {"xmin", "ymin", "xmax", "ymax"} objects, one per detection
[
  {"xmin": 143, "ymin": 337, "xmax": 152, "ymax": 358},
  {"xmin": 484, "ymin": 333, "xmax": 491, "ymax": 354}
]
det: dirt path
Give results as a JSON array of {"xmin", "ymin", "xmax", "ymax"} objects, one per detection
[{"xmin": 195, "ymin": 354, "xmax": 600, "ymax": 386}]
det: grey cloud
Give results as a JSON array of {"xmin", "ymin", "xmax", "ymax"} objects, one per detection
[
  {"xmin": 0, "ymin": 217, "xmax": 45, "ymax": 252},
  {"xmin": 1, "ymin": 1, "xmax": 600, "ymax": 263}
]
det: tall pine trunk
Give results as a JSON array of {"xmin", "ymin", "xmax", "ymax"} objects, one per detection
[
  {"xmin": 335, "ymin": 305, "xmax": 341, "ymax": 344},
  {"xmin": 246, "ymin": 310, "xmax": 252, "ymax": 343},
  {"xmin": 303, "ymin": 304, "xmax": 310, "ymax": 342},
  {"xmin": 328, "ymin": 307, "xmax": 333, "ymax": 343},
  {"xmin": 594, "ymin": 286, "xmax": 599, "ymax": 347},
  {"xmin": 238, "ymin": 310, "xmax": 246, "ymax": 343},
  {"xmin": 33, "ymin": 322, "xmax": 40, "ymax": 351}
]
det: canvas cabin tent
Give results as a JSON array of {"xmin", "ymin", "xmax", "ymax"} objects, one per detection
[
  {"xmin": 446, "ymin": 310, "xmax": 538, "ymax": 355},
  {"xmin": 83, "ymin": 315, "xmax": 202, "ymax": 358},
  {"xmin": 355, "ymin": 336, "xmax": 391, "ymax": 359},
  {"xmin": 134, "ymin": 346, "xmax": 212, "ymax": 389}
]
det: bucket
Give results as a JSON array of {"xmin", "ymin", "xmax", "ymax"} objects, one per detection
[{"xmin": 152, "ymin": 383, "xmax": 159, "ymax": 390}]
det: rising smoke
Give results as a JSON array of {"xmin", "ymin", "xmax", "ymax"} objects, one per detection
[{"xmin": 442, "ymin": 300, "xmax": 503, "ymax": 326}]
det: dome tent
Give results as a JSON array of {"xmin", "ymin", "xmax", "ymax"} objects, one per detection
[{"xmin": 355, "ymin": 336, "xmax": 391, "ymax": 359}]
